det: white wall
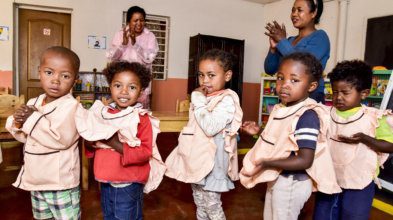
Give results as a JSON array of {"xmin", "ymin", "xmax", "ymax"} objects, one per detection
[
  {"xmin": 1, "ymin": 0, "xmax": 393, "ymax": 84},
  {"xmin": 0, "ymin": 0, "xmax": 265, "ymax": 83}
]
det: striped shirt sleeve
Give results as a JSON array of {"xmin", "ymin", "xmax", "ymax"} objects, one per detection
[{"xmin": 294, "ymin": 109, "xmax": 320, "ymax": 150}]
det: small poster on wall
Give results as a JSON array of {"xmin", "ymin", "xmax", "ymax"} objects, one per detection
[
  {"xmin": 88, "ymin": 35, "xmax": 106, "ymax": 49},
  {"xmin": 0, "ymin": 26, "xmax": 9, "ymax": 41}
]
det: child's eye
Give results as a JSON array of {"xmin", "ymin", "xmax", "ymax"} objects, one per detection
[
  {"xmin": 44, "ymin": 71, "xmax": 53, "ymax": 75},
  {"xmin": 129, "ymin": 85, "xmax": 136, "ymax": 90},
  {"xmin": 208, "ymin": 74, "xmax": 215, "ymax": 78},
  {"xmin": 291, "ymin": 79, "xmax": 299, "ymax": 83},
  {"xmin": 113, "ymin": 84, "xmax": 121, "ymax": 88},
  {"xmin": 62, "ymin": 74, "xmax": 71, "ymax": 79},
  {"xmin": 277, "ymin": 77, "xmax": 283, "ymax": 81}
]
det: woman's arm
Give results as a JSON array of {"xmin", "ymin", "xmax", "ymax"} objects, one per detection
[
  {"xmin": 276, "ymin": 30, "xmax": 330, "ymax": 61},
  {"xmin": 134, "ymin": 31, "xmax": 159, "ymax": 65},
  {"xmin": 106, "ymin": 30, "xmax": 127, "ymax": 61},
  {"xmin": 264, "ymin": 51, "xmax": 281, "ymax": 75}
]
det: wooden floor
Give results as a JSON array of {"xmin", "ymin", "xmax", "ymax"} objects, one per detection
[{"xmin": 0, "ymin": 133, "xmax": 391, "ymax": 220}]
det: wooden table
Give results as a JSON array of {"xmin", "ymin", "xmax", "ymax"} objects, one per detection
[
  {"xmin": 0, "ymin": 109, "xmax": 14, "ymax": 133},
  {"xmin": 152, "ymin": 111, "xmax": 189, "ymax": 132}
]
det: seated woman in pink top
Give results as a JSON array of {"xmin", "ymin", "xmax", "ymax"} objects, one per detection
[{"xmin": 107, "ymin": 6, "xmax": 159, "ymax": 109}]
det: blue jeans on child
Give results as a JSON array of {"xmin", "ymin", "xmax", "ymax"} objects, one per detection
[
  {"xmin": 313, "ymin": 181, "xmax": 375, "ymax": 220},
  {"xmin": 100, "ymin": 182, "xmax": 144, "ymax": 220}
]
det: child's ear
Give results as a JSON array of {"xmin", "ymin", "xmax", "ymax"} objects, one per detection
[
  {"xmin": 360, "ymin": 89, "xmax": 370, "ymax": 99},
  {"xmin": 308, "ymin": 81, "xmax": 318, "ymax": 93},
  {"xmin": 224, "ymin": 70, "xmax": 233, "ymax": 82}
]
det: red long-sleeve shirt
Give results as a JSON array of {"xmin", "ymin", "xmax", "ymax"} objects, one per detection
[{"xmin": 90, "ymin": 111, "xmax": 153, "ymax": 184}]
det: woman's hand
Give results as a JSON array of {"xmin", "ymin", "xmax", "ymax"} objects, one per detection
[
  {"xmin": 265, "ymin": 21, "xmax": 287, "ymax": 44},
  {"xmin": 241, "ymin": 121, "xmax": 261, "ymax": 136},
  {"xmin": 122, "ymin": 25, "xmax": 137, "ymax": 46},
  {"xmin": 122, "ymin": 26, "xmax": 129, "ymax": 45},
  {"xmin": 268, "ymin": 37, "xmax": 277, "ymax": 53}
]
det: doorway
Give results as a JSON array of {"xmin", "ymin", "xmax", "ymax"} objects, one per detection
[{"xmin": 16, "ymin": 6, "xmax": 71, "ymax": 100}]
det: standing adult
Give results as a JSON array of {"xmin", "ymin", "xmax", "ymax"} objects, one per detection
[
  {"xmin": 107, "ymin": 6, "xmax": 158, "ymax": 109},
  {"xmin": 264, "ymin": 0, "xmax": 329, "ymax": 103}
]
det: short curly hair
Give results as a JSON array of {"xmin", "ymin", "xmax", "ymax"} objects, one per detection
[
  {"xmin": 103, "ymin": 61, "xmax": 151, "ymax": 89},
  {"xmin": 281, "ymin": 52, "xmax": 323, "ymax": 83},
  {"xmin": 328, "ymin": 60, "xmax": 372, "ymax": 92}
]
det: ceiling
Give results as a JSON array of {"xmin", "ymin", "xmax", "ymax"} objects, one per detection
[
  {"xmin": 243, "ymin": 0, "xmax": 334, "ymax": 4},
  {"xmin": 243, "ymin": 0, "xmax": 280, "ymax": 4}
]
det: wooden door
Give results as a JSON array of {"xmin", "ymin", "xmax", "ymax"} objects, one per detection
[
  {"xmin": 187, "ymin": 34, "xmax": 244, "ymax": 103},
  {"xmin": 18, "ymin": 9, "xmax": 71, "ymax": 100}
]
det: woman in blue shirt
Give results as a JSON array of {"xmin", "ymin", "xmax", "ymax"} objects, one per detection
[{"xmin": 264, "ymin": 0, "xmax": 329, "ymax": 103}]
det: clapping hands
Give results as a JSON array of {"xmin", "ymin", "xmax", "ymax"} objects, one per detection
[
  {"xmin": 122, "ymin": 25, "xmax": 137, "ymax": 46},
  {"xmin": 265, "ymin": 21, "xmax": 287, "ymax": 52}
]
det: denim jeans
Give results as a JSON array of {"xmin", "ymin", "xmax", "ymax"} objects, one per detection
[
  {"xmin": 313, "ymin": 181, "xmax": 375, "ymax": 220},
  {"xmin": 100, "ymin": 182, "xmax": 144, "ymax": 220}
]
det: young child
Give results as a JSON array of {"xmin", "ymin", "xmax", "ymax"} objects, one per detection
[
  {"xmin": 6, "ymin": 46, "xmax": 81, "ymax": 219},
  {"xmin": 313, "ymin": 60, "xmax": 393, "ymax": 220},
  {"xmin": 74, "ymin": 61, "xmax": 165, "ymax": 220},
  {"xmin": 165, "ymin": 49, "xmax": 243, "ymax": 219},
  {"xmin": 240, "ymin": 52, "xmax": 341, "ymax": 220}
]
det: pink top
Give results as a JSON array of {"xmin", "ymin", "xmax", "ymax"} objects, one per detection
[{"xmin": 106, "ymin": 27, "xmax": 159, "ymax": 69}]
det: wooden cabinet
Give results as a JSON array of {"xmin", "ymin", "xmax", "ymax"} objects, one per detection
[
  {"xmin": 73, "ymin": 69, "xmax": 111, "ymax": 108},
  {"xmin": 188, "ymin": 34, "xmax": 244, "ymax": 103}
]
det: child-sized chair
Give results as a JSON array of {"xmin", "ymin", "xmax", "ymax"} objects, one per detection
[
  {"xmin": 176, "ymin": 96, "xmax": 190, "ymax": 113},
  {"xmin": 0, "ymin": 94, "xmax": 25, "ymax": 187}
]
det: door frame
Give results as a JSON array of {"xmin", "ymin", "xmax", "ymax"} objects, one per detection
[{"xmin": 13, "ymin": 3, "xmax": 73, "ymax": 95}]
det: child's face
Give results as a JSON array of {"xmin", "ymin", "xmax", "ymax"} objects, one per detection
[
  {"xmin": 198, "ymin": 59, "xmax": 232, "ymax": 94},
  {"xmin": 110, "ymin": 71, "xmax": 142, "ymax": 110},
  {"xmin": 276, "ymin": 59, "xmax": 317, "ymax": 106},
  {"xmin": 39, "ymin": 53, "xmax": 77, "ymax": 103},
  {"xmin": 332, "ymin": 81, "xmax": 369, "ymax": 111}
]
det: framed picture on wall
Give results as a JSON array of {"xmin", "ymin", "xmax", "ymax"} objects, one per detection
[{"xmin": 87, "ymin": 35, "xmax": 106, "ymax": 49}]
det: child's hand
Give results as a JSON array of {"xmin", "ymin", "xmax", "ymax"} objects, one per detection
[
  {"xmin": 337, "ymin": 133, "xmax": 365, "ymax": 144},
  {"xmin": 194, "ymin": 86, "xmax": 207, "ymax": 96},
  {"xmin": 84, "ymin": 140, "xmax": 97, "ymax": 150},
  {"xmin": 241, "ymin": 121, "xmax": 260, "ymax": 136},
  {"xmin": 100, "ymin": 133, "xmax": 124, "ymax": 154},
  {"xmin": 13, "ymin": 105, "xmax": 37, "ymax": 127}
]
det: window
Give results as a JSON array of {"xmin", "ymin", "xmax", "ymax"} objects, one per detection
[{"xmin": 122, "ymin": 13, "xmax": 170, "ymax": 80}]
